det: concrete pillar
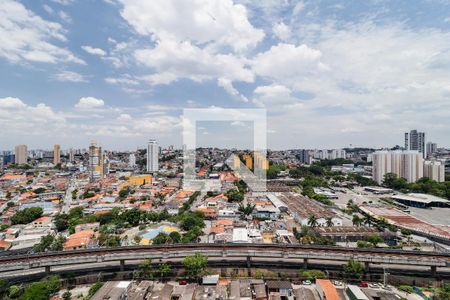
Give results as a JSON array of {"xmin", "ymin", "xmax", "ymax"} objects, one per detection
[
  {"xmin": 247, "ymin": 256, "xmax": 252, "ymax": 277},
  {"xmin": 430, "ymin": 266, "xmax": 437, "ymax": 277},
  {"xmin": 120, "ymin": 259, "xmax": 125, "ymax": 272},
  {"xmin": 303, "ymin": 258, "xmax": 308, "ymax": 269},
  {"xmin": 364, "ymin": 262, "xmax": 370, "ymax": 280},
  {"xmin": 45, "ymin": 266, "xmax": 51, "ymax": 274}
]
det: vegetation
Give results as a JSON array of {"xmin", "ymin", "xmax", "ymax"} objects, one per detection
[
  {"xmin": 11, "ymin": 207, "xmax": 43, "ymax": 225},
  {"xmin": 433, "ymin": 283, "xmax": 450, "ymax": 300},
  {"xmin": 87, "ymin": 282, "xmax": 103, "ymax": 299},
  {"xmin": 179, "ymin": 191, "xmax": 200, "ymax": 214},
  {"xmin": 383, "ymin": 173, "xmax": 450, "ymax": 200},
  {"xmin": 17, "ymin": 275, "xmax": 60, "ymax": 300},
  {"xmin": 293, "ymin": 226, "xmax": 335, "ymax": 245},
  {"xmin": 33, "ymin": 234, "xmax": 66, "ymax": 252},
  {"xmin": 366, "ymin": 234, "xmax": 384, "ymax": 247},
  {"xmin": 343, "ymin": 259, "xmax": 365, "ymax": 279},
  {"xmin": 238, "ymin": 203, "xmax": 255, "ymax": 216},
  {"xmin": 225, "ymin": 189, "xmax": 244, "ymax": 202},
  {"xmin": 267, "ymin": 164, "xmax": 287, "ymax": 179},
  {"xmin": 183, "ymin": 253, "xmax": 208, "ymax": 281},
  {"xmin": 300, "ymin": 269, "xmax": 325, "ymax": 280}
]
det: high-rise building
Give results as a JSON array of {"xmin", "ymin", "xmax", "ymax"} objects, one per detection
[
  {"xmin": 129, "ymin": 153, "xmax": 136, "ymax": 168},
  {"xmin": 405, "ymin": 130, "xmax": 425, "ymax": 158},
  {"xmin": 298, "ymin": 149, "xmax": 311, "ymax": 165},
  {"xmin": 14, "ymin": 145, "xmax": 28, "ymax": 165},
  {"xmin": 372, "ymin": 150, "xmax": 423, "ymax": 184},
  {"xmin": 89, "ymin": 142, "xmax": 102, "ymax": 182},
  {"xmin": 53, "ymin": 144, "xmax": 60, "ymax": 165},
  {"xmin": 0, "ymin": 153, "xmax": 4, "ymax": 170},
  {"xmin": 69, "ymin": 148, "xmax": 75, "ymax": 163},
  {"xmin": 426, "ymin": 142, "xmax": 437, "ymax": 158},
  {"xmin": 146, "ymin": 139, "xmax": 159, "ymax": 173},
  {"xmin": 423, "ymin": 160, "xmax": 445, "ymax": 183}
]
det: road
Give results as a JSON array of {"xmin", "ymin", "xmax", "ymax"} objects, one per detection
[{"xmin": 62, "ymin": 177, "xmax": 77, "ymax": 213}]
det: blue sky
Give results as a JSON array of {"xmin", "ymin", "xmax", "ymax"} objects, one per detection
[{"xmin": 0, "ymin": 0, "xmax": 449, "ymax": 151}]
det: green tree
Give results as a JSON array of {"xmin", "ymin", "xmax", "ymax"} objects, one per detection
[
  {"xmin": 152, "ymin": 232, "xmax": 170, "ymax": 245},
  {"xmin": 8, "ymin": 285, "xmax": 21, "ymax": 298},
  {"xmin": 367, "ymin": 234, "xmax": 383, "ymax": 247},
  {"xmin": 11, "ymin": 207, "xmax": 43, "ymax": 225},
  {"xmin": 307, "ymin": 215, "xmax": 318, "ymax": 227},
  {"xmin": 169, "ymin": 231, "xmax": 181, "ymax": 243},
  {"xmin": 343, "ymin": 259, "xmax": 365, "ymax": 280},
  {"xmin": 19, "ymin": 275, "xmax": 60, "ymax": 300},
  {"xmin": 135, "ymin": 259, "xmax": 153, "ymax": 280},
  {"xmin": 352, "ymin": 215, "xmax": 362, "ymax": 226},
  {"xmin": 225, "ymin": 190, "xmax": 244, "ymax": 202},
  {"xmin": 157, "ymin": 263, "xmax": 171, "ymax": 280},
  {"xmin": 301, "ymin": 269, "xmax": 325, "ymax": 280},
  {"xmin": 238, "ymin": 203, "xmax": 255, "ymax": 216},
  {"xmin": 325, "ymin": 217, "xmax": 334, "ymax": 227},
  {"xmin": 183, "ymin": 253, "xmax": 208, "ymax": 281},
  {"xmin": 53, "ymin": 213, "xmax": 69, "ymax": 232}
]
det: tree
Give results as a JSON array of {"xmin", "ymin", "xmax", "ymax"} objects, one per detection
[
  {"xmin": 183, "ymin": 253, "xmax": 208, "ymax": 281},
  {"xmin": 325, "ymin": 217, "xmax": 334, "ymax": 227},
  {"xmin": 62, "ymin": 290, "xmax": 71, "ymax": 300},
  {"xmin": 152, "ymin": 232, "xmax": 170, "ymax": 245},
  {"xmin": 367, "ymin": 234, "xmax": 383, "ymax": 247},
  {"xmin": 8, "ymin": 285, "xmax": 21, "ymax": 298},
  {"xmin": 68, "ymin": 206, "xmax": 83, "ymax": 219},
  {"xmin": 343, "ymin": 259, "xmax": 365, "ymax": 280},
  {"xmin": 352, "ymin": 215, "xmax": 362, "ymax": 227},
  {"xmin": 225, "ymin": 190, "xmax": 244, "ymax": 202},
  {"xmin": 301, "ymin": 269, "xmax": 325, "ymax": 280},
  {"xmin": 307, "ymin": 215, "xmax": 318, "ymax": 228},
  {"xmin": 54, "ymin": 213, "xmax": 69, "ymax": 232},
  {"xmin": 180, "ymin": 212, "xmax": 205, "ymax": 231},
  {"xmin": 135, "ymin": 259, "xmax": 153, "ymax": 280},
  {"xmin": 238, "ymin": 203, "xmax": 255, "ymax": 216},
  {"xmin": 157, "ymin": 263, "xmax": 171, "ymax": 280},
  {"xmin": 11, "ymin": 207, "xmax": 43, "ymax": 225},
  {"xmin": 18, "ymin": 275, "xmax": 60, "ymax": 300},
  {"xmin": 169, "ymin": 231, "xmax": 181, "ymax": 243}
]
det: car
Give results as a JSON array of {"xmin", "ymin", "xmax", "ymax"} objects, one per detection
[
  {"xmin": 302, "ymin": 280, "xmax": 312, "ymax": 285},
  {"xmin": 179, "ymin": 280, "xmax": 187, "ymax": 285},
  {"xmin": 358, "ymin": 281, "xmax": 369, "ymax": 288},
  {"xmin": 292, "ymin": 280, "xmax": 302, "ymax": 285},
  {"xmin": 333, "ymin": 280, "xmax": 343, "ymax": 287},
  {"xmin": 369, "ymin": 283, "xmax": 379, "ymax": 288},
  {"xmin": 381, "ymin": 285, "xmax": 392, "ymax": 290}
]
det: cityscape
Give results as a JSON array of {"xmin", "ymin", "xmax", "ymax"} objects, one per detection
[{"xmin": 1, "ymin": 1, "xmax": 450, "ymax": 300}]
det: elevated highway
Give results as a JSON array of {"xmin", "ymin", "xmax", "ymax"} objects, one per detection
[{"xmin": 0, "ymin": 244, "xmax": 449, "ymax": 278}]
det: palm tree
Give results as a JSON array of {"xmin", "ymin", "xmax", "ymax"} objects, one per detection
[
  {"xmin": 352, "ymin": 215, "xmax": 362, "ymax": 227},
  {"xmin": 326, "ymin": 217, "xmax": 334, "ymax": 227},
  {"xmin": 363, "ymin": 215, "xmax": 372, "ymax": 227},
  {"xmin": 307, "ymin": 215, "xmax": 318, "ymax": 228}
]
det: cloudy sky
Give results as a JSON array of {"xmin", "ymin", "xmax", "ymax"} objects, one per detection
[{"xmin": 1, "ymin": 0, "xmax": 450, "ymax": 151}]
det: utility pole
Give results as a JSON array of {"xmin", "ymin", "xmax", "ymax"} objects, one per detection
[{"xmin": 383, "ymin": 267, "xmax": 390, "ymax": 286}]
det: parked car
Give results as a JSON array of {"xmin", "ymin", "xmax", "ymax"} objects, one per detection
[
  {"xmin": 302, "ymin": 280, "xmax": 312, "ymax": 285},
  {"xmin": 179, "ymin": 280, "xmax": 187, "ymax": 285},
  {"xmin": 358, "ymin": 281, "xmax": 369, "ymax": 288},
  {"xmin": 333, "ymin": 280, "xmax": 343, "ymax": 287}
]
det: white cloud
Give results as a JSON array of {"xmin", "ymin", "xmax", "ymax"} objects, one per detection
[
  {"xmin": 252, "ymin": 43, "xmax": 327, "ymax": 83},
  {"xmin": 119, "ymin": 0, "xmax": 264, "ymax": 52},
  {"xmin": 253, "ymin": 84, "xmax": 301, "ymax": 107},
  {"xmin": 117, "ymin": 113, "xmax": 132, "ymax": 121},
  {"xmin": 0, "ymin": 0, "xmax": 84, "ymax": 65},
  {"xmin": 50, "ymin": 0, "xmax": 75, "ymax": 5},
  {"xmin": 0, "ymin": 97, "xmax": 27, "ymax": 108},
  {"xmin": 43, "ymin": 4, "xmax": 54, "ymax": 14},
  {"xmin": 272, "ymin": 22, "xmax": 291, "ymax": 41},
  {"xmin": 81, "ymin": 45, "xmax": 107, "ymax": 56},
  {"xmin": 105, "ymin": 75, "xmax": 139, "ymax": 85},
  {"xmin": 58, "ymin": 11, "xmax": 72, "ymax": 23},
  {"xmin": 53, "ymin": 71, "xmax": 87, "ymax": 82},
  {"xmin": 217, "ymin": 78, "xmax": 248, "ymax": 102},
  {"xmin": 134, "ymin": 39, "xmax": 254, "ymax": 85},
  {"xmin": 75, "ymin": 97, "xmax": 105, "ymax": 109}
]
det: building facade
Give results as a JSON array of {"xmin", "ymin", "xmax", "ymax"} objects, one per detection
[
  {"xmin": 53, "ymin": 144, "xmax": 60, "ymax": 165},
  {"xmin": 14, "ymin": 145, "xmax": 27, "ymax": 165},
  {"xmin": 405, "ymin": 130, "xmax": 425, "ymax": 158},
  {"xmin": 146, "ymin": 139, "xmax": 159, "ymax": 173},
  {"xmin": 372, "ymin": 150, "xmax": 423, "ymax": 184}
]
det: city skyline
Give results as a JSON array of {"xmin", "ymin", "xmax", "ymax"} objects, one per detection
[{"xmin": 1, "ymin": 0, "xmax": 450, "ymax": 150}]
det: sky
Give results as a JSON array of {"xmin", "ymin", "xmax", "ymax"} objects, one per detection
[{"xmin": 0, "ymin": 0, "xmax": 449, "ymax": 151}]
